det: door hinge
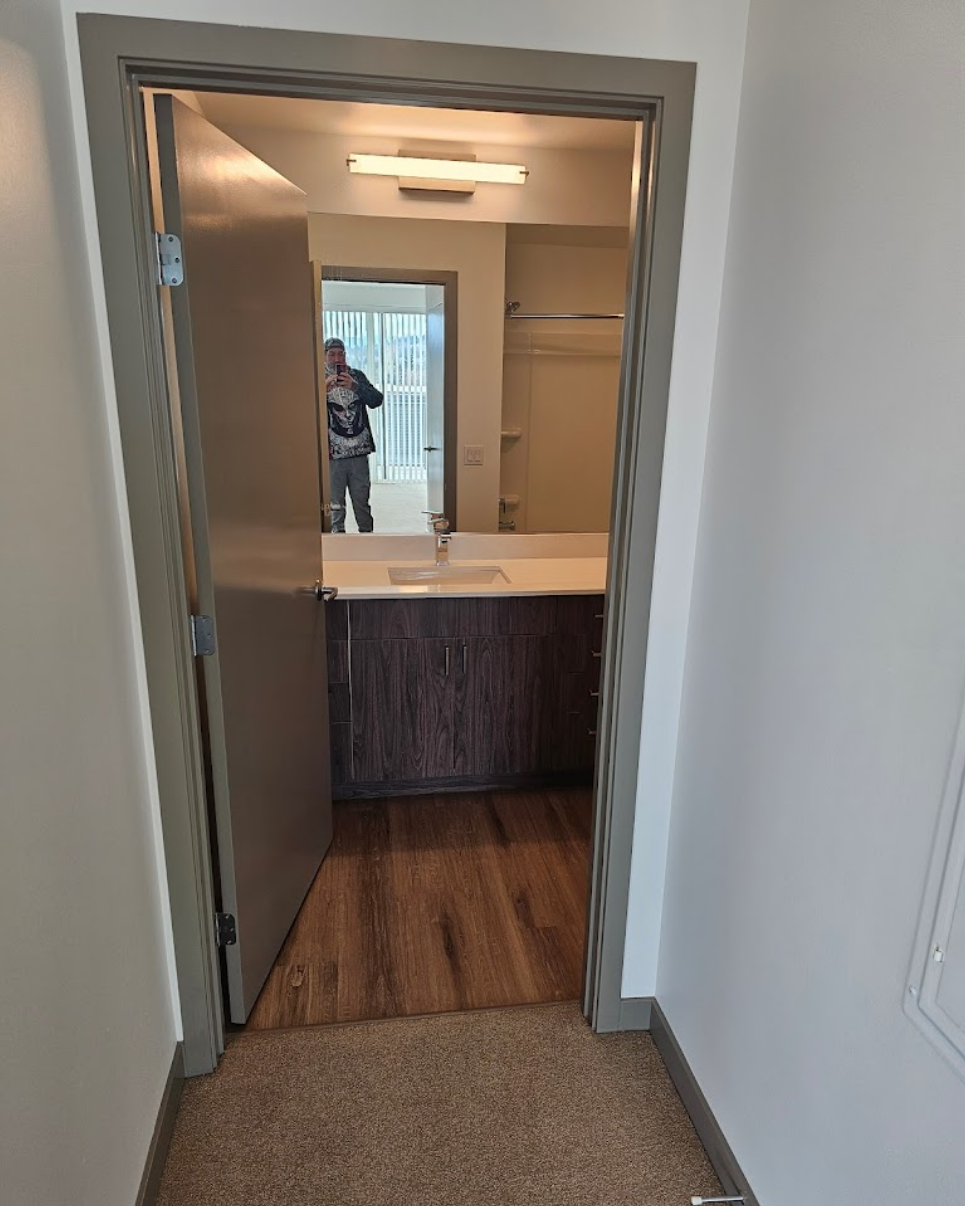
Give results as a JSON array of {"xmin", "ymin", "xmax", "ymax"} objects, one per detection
[
  {"xmin": 190, "ymin": 614, "xmax": 216, "ymax": 657},
  {"xmin": 933, "ymin": 946, "xmax": 946, "ymax": 963},
  {"xmin": 215, "ymin": 912, "xmax": 237, "ymax": 947},
  {"xmin": 155, "ymin": 231, "xmax": 184, "ymax": 287}
]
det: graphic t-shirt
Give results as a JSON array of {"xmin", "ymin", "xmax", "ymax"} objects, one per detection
[{"xmin": 326, "ymin": 369, "xmax": 384, "ymax": 460}]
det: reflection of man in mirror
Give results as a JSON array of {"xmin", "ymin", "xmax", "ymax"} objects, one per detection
[{"xmin": 324, "ymin": 337, "xmax": 384, "ymax": 533}]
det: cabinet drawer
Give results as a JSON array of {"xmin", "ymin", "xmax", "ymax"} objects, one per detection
[
  {"xmin": 348, "ymin": 596, "xmax": 560, "ymax": 639},
  {"xmin": 326, "ymin": 599, "xmax": 349, "ymax": 641},
  {"xmin": 348, "ymin": 598, "xmax": 453, "ymax": 639},
  {"xmin": 541, "ymin": 634, "xmax": 599, "ymax": 773},
  {"xmin": 327, "ymin": 640, "xmax": 351, "ymax": 723},
  {"xmin": 555, "ymin": 594, "xmax": 605, "ymax": 635}
]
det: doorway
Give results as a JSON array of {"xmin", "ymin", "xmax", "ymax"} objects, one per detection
[
  {"xmin": 78, "ymin": 16, "xmax": 695, "ymax": 1075},
  {"xmin": 248, "ymin": 789, "xmax": 593, "ymax": 1029}
]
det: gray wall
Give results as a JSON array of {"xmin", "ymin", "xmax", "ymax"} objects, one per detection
[
  {"xmin": 658, "ymin": 0, "xmax": 965, "ymax": 1201},
  {"xmin": 0, "ymin": 3, "xmax": 179, "ymax": 1204}
]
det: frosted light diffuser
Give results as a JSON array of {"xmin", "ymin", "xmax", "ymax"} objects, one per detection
[{"xmin": 347, "ymin": 154, "xmax": 528, "ymax": 185}]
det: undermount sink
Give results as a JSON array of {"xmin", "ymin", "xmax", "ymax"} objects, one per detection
[{"xmin": 388, "ymin": 564, "xmax": 509, "ymax": 585}]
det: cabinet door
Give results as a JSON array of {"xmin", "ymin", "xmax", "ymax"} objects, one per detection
[
  {"xmin": 350, "ymin": 639, "xmax": 426, "ymax": 782},
  {"xmin": 459, "ymin": 636, "xmax": 544, "ymax": 776},
  {"xmin": 327, "ymin": 636, "xmax": 353, "ymax": 786},
  {"xmin": 424, "ymin": 638, "xmax": 457, "ymax": 778}
]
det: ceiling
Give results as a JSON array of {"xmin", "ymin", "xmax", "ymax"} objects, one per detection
[{"xmin": 197, "ymin": 94, "xmax": 637, "ymax": 152}]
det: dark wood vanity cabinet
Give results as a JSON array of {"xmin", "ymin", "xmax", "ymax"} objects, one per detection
[{"xmin": 326, "ymin": 594, "xmax": 603, "ymax": 797}]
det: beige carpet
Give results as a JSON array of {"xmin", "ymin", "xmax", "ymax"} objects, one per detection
[{"xmin": 158, "ymin": 1003, "xmax": 721, "ymax": 1206}]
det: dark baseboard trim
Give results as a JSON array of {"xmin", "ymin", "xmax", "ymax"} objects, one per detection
[
  {"xmin": 334, "ymin": 770, "xmax": 593, "ymax": 800},
  {"xmin": 135, "ymin": 1043, "xmax": 184, "ymax": 1206},
  {"xmin": 618, "ymin": 996, "xmax": 654, "ymax": 1029},
  {"xmin": 649, "ymin": 1003, "xmax": 758, "ymax": 1206}
]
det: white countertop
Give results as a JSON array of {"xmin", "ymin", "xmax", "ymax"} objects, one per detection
[
  {"xmin": 323, "ymin": 532, "xmax": 609, "ymax": 599},
  {"xmin": 326, "ymin": 556, "xmax": 608, "ymax": 599}
]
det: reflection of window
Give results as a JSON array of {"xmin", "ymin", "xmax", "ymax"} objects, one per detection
[{"xmin": 323, "ymin": 308, "xmax": 428, "ymax": 484}]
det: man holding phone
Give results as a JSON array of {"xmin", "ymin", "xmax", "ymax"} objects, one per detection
[{"xmin": 323, "ymin": 337, "xmax": 384, "ymax": 533}]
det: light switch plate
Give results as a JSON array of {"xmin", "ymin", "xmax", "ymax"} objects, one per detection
[{"xmin": 464, "ymin": 444, "xmax": 485, "ymax": 466}]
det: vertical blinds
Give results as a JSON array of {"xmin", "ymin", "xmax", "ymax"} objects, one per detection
[{"xmin": 323, "ymin": 309, "xmax": 428, "ymax": 484}]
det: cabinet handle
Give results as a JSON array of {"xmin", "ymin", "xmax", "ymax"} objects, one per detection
[
  {"xmin": 462, "ymin": 643, "xmax": 468, "ymax": 675},
  {"xmin": 445, "ymin": 645, "xmax": 451, "ymax": 676},
  {"xmin": 589, "ymin": 690, "xmax": 600, "ymax": 699},
  {"xmin": 592, "ymin": 650, "xmax": 602, "ymax": 659},
  {"xmin": 588, "ymin": 728, "xmax": 598, "ymax": 737},
  {"xmin": 594, "ymin": 613, "xmax": 604, "ymax": 620}
]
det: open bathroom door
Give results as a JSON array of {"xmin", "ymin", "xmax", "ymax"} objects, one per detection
[
  {"xmin": 154, "ymin": 95, "xmax": 333, "ymax": 1023},
  {"xmin": 312, "ymin": 265, "xmax": 333, "ymax": 532},
  {"xmin": 425, "ymin": 284, "xmax": 446, "ymax": 517}
]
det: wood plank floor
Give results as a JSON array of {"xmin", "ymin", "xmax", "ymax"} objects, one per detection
[{"xmin": 246, "ymin": 787, "xmax": 592, "ymax": 1030}]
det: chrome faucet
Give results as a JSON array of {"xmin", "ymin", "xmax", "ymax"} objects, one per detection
[{"xmin": 424, "ymin": 511, "xmax": 451, "ymax": 566}]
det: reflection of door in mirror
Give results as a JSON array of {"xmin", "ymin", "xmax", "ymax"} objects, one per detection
[
  {"xmin": 425, "ymin": 285, "xmax": 445, "ymax": 517},
  {"xmin": 317, "ymin": 271, "xmax": 454, "ymax": 535}
]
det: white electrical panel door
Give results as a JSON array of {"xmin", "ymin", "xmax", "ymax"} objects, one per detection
[
  {"xmin": 921, "ymin": 814, "xmax": 965, "ymax": 1050},
  {"xmin": 907, "ymin": 707, "xmax": 965, "ymax": 1078}
]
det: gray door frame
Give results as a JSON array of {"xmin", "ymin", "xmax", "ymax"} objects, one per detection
[
  {"xmin": 77, "ymin": 15, "xmax": 694, "ymax": 1075},
  {"xmin": 318, "ymin": 265, "xmax": 459, "ymax": 528}
]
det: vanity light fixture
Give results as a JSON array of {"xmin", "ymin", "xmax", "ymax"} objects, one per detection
[{"xmin": 347, "ymin": 153, "xmax": 528, "ymax": 191}]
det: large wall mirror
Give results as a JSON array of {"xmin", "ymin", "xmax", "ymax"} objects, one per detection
[
  {"xmin": 194, "ymin": 93, "xmax": 638, "ymax": 535},
  {"xmin": 316, "ymin": 266, "xmax": 457, "ymax": 533}
]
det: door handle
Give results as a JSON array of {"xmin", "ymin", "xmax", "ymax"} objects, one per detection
[
  {"xmin": 424, "ymin": 445, "xmax": 440, "ymax": 452},
  {"xmin": 308, "ymin": 582, "xmax": 338, "ymax": 602}
]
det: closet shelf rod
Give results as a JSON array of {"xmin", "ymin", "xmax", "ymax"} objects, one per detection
[{"xmin": 505, "ymin": 312, "xmax": 624, "ymax": 320}]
